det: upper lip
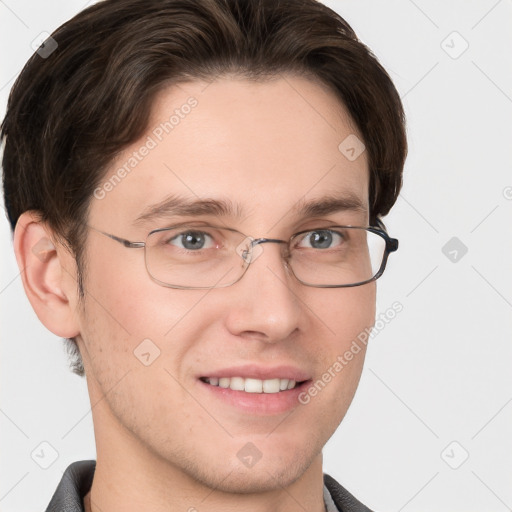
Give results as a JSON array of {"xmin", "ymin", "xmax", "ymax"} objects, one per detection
[{"xmin": 199, "ymin": 364, "xmax": 311, "ymax": 382}]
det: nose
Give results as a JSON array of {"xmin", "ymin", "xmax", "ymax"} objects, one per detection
[{"xmin": 223, "ymin": 240, "xmax": 302, "ymax": 343}]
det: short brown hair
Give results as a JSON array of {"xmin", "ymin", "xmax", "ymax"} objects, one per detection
[{"xmin": 1, "ymin": 0, "xmax": 407, "ymax": 376}]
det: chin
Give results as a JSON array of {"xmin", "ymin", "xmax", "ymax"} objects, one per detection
[
  {"xmin": 180, "ymin": 444, "xmax": 319, "ymax": 495},
  {"xmin": 201, "ymin": 464, "xmax": 306, "ymax": 494}
]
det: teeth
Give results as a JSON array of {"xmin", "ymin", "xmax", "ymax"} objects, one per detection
[
  {"xmin": 219, "ymin": 377, "xmax": 230, "ymax": 388},
  {"xmin": 204, "ymin": 377, "xmax": 300, "ymax": 393},
  {"xmin": 262, "ymin": 378, "xmax": 280, "ymax": 393},
  {"xmin": 229, "ymin": 376, "xmax": 245, "ymax": 391}
]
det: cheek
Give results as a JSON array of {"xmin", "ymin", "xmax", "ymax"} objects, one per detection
[
  {"xmin": 76, "ymin": 245, "xmax": 173, "ymax": 377},
  {"xmin": 76, "ymin": 258, "xmax": 202, "ymax": 435},
  {"xmin": 314, "ymin": 283, "xmax": 376, "ymax": 353},
  {"xmin": 76, "ymin": 243, "xmax": 226, "ymax": 402},
  {"xmin": 300, "ymin": 284, "xmax": 375, "ymax": 419},
  {"xmin": 80, "ymin": 240, "xmax": 188, "ymax": 340}
]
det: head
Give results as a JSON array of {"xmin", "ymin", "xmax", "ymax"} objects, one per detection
[{"xmin": 2, "ymin": 0, "xmax": 406, "ymax": 495}]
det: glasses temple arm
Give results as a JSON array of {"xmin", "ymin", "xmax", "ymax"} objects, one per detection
[{"xmin": 88, "ymin": 226, "xmax": 145, "ymax": 248}]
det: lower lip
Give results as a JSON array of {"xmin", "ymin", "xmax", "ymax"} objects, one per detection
[{"xmin": 198, "ymin": 379, "xmax": 311, "ymax": 415}]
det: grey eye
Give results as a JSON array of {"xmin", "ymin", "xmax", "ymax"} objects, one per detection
[
  {"xmin": 298, "ymin": 230, "xmax": 343, "ymax": 249},
  {"xmin": 170, "ymin": 231, "xmax": 214, "ymax": 250}
]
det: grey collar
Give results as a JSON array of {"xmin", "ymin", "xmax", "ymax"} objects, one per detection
[{"xmin": 324, "ymin": 483, "xmax": 340, "ymax": 512}]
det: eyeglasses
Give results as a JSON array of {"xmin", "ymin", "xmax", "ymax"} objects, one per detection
[{"xmin": 88, "ymin": 222, "xmax": 398, "ymax": 289}]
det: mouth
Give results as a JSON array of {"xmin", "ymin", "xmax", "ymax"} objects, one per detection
[
  {"xmin": 199, "ymin": 376, "xmax": 307, "ymax": 393},
  {"xmin": 197, "ymin": 364, "xmax": 312, "ymax": 414}
]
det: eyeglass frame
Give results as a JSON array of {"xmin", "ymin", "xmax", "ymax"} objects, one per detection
[{"xmin": 87, "ymin": 220, "xmax": 398, "ymax": 290}]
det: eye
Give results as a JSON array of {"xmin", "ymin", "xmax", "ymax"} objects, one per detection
[
  {"xmin": 296, "ymin": 229, "xmax": 345, "ymax": 249},
  {"xmin": 168, "ymin": 230, "xmax": 216, "ymax": 251}
]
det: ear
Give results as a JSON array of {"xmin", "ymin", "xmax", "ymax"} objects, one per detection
[{"xmin": 13, "ymin": 211, "xmax": 81, "ymax": 338}]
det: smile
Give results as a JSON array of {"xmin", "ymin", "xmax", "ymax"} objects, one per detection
[{"xmin": 200, "ymin": 376, "xmax": 304, "ymax": 393}]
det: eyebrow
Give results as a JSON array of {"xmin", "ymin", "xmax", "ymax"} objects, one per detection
[
  {"xmin": 133, "ymin": 193, "xmax": 367, "ymax": 225},
  {"xmin": 292, "ymin": 194, "xmax": 367, "ymax": 217},
  {"xmin": 134, "ymin": 195, "xmax": 242, "ymax": 225}
]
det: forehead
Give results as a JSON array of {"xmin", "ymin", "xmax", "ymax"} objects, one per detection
[{"xmin": 89, "ymin": 74, "xmax": 369, "ymax": 229}]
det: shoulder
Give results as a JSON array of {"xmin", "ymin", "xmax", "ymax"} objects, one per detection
[
  {"xmin": 45, "ymin": 460, "xmax": 96, "ymax": 512},
  {"xmin": 323, "ymin": 473, "xmax": 375, "ymax": 512}
]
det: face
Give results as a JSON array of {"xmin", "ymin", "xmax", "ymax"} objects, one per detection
[{"xmin": 70, "ymin": 74, "xmax": 375, "ymax": 492}]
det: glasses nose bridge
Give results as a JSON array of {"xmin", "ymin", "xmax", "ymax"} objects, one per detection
[
  {"xmin": 243, "ymin": 237, "xmax": 288, "ymax": 265},
  {"xmin": 251, "ymin": 237, "xmax": 287, "ymax": 248}
]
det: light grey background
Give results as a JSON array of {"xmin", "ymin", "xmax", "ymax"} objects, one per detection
[{"xmin": 1, "ymin": 1, "xmax": 511, "ymax": 511}]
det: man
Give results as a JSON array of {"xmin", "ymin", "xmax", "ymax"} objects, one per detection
[{"xmin": 1, "ymin": 0, "xmax": 407, "ymax": 510}]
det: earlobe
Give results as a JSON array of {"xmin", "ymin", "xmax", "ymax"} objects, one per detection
[{"xmin": 13, "ymin": 211, "xmax": 81, "ymax": 339}]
